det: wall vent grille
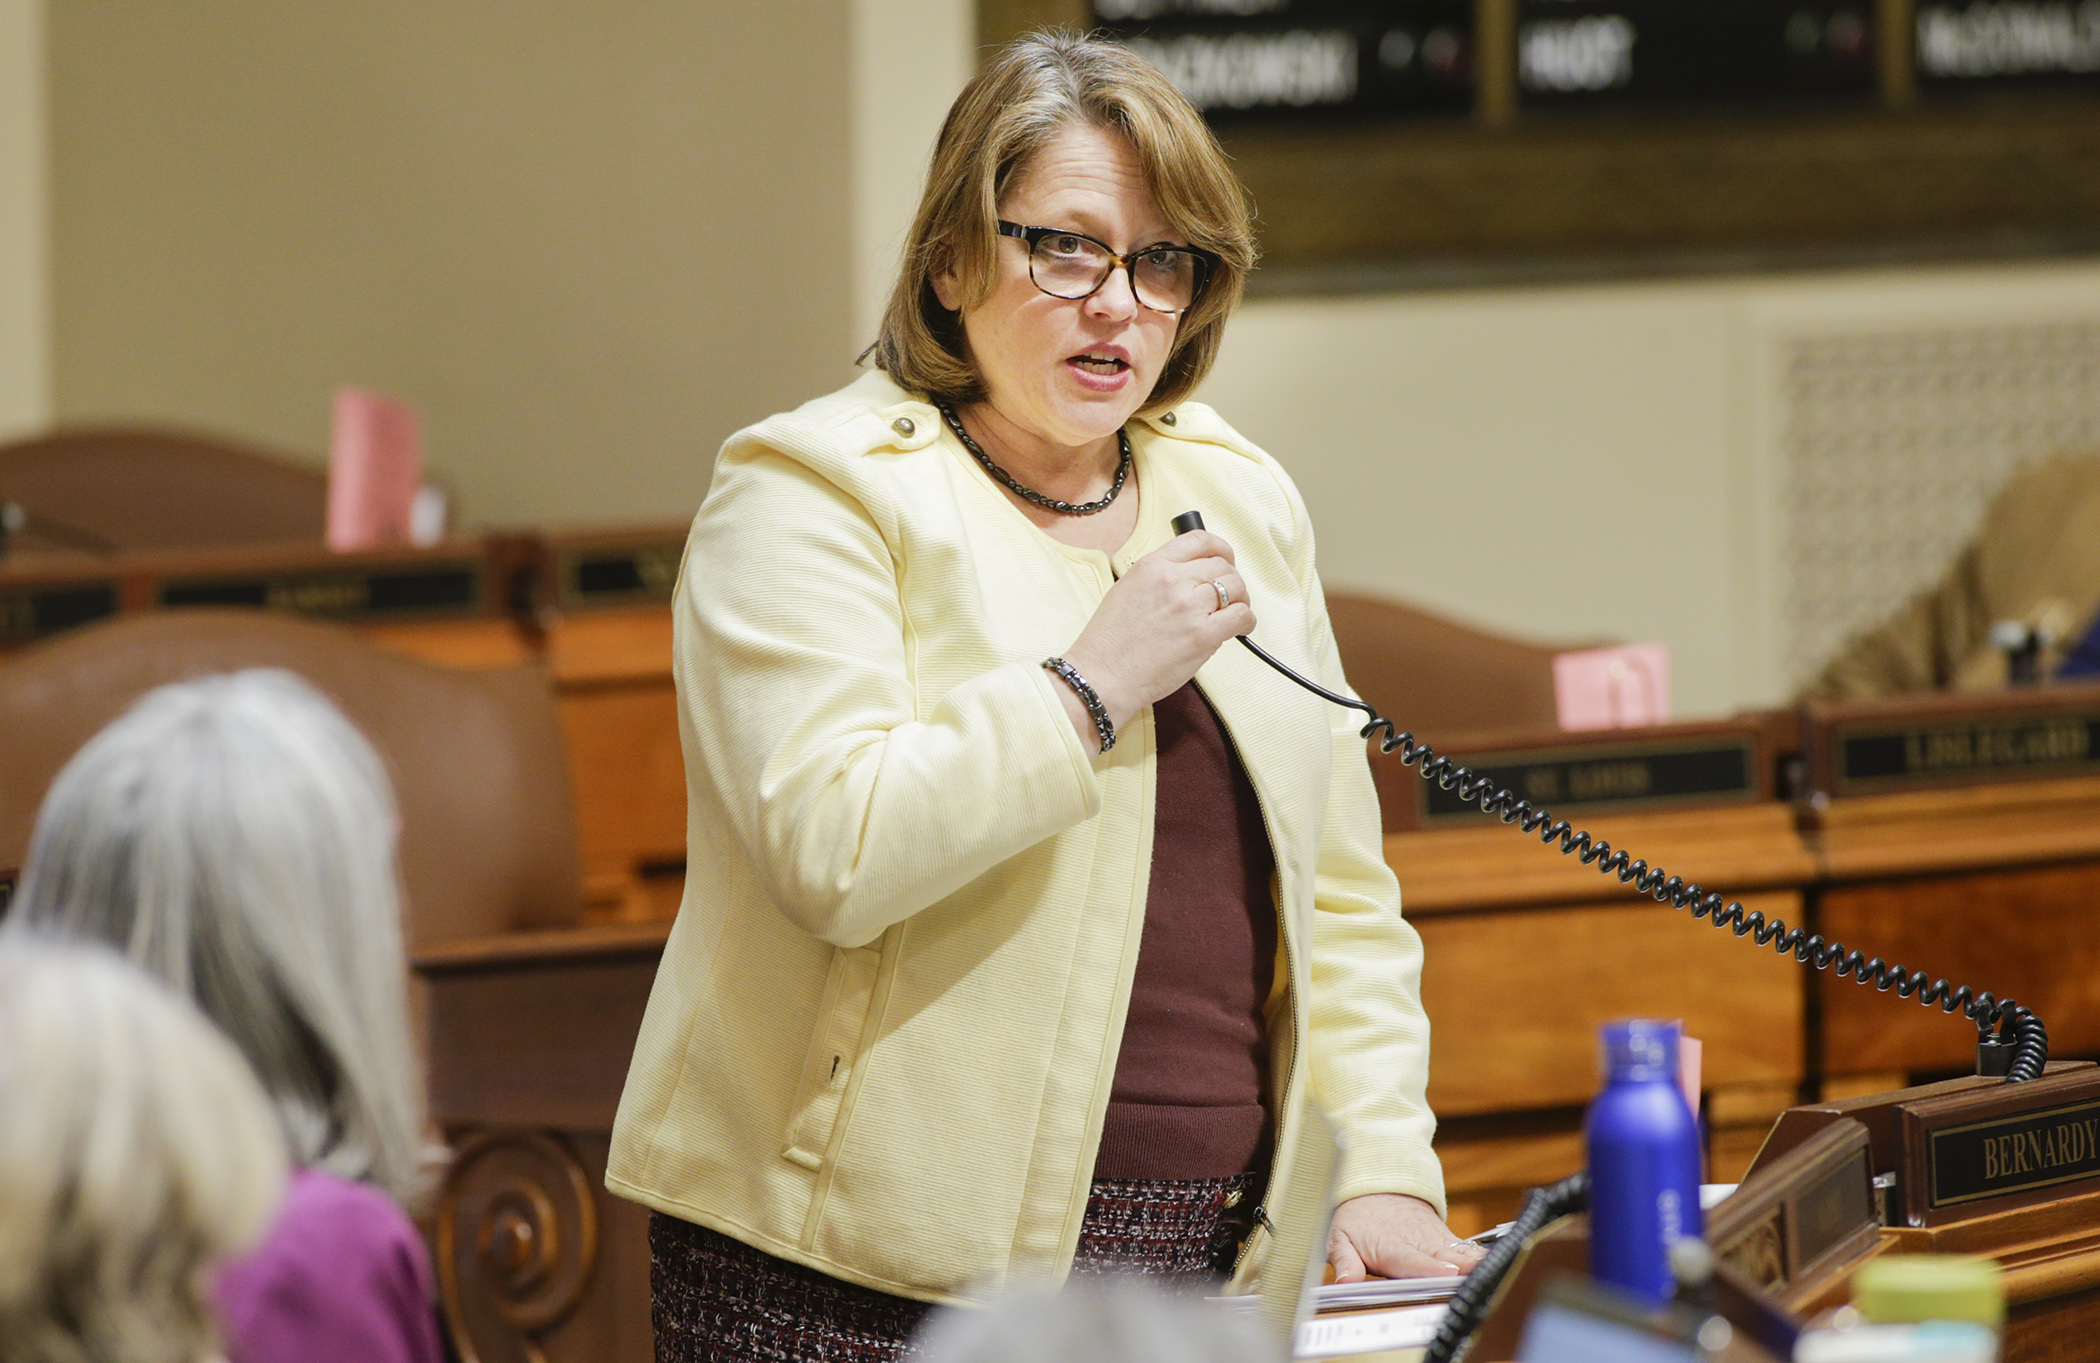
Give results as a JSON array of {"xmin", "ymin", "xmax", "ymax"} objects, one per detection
[{"xmin": 1780, "ymin": 320, "xmax": 2100, "ymax": 688}]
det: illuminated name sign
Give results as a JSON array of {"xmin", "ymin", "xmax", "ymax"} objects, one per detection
[
  {"xmin": 1094, "ymin": 0, "xmax": 1474, "ymax": 117},
  {"xmin": 1916, "ymin": 0, "xmax": 2100, "ymax": 81},
  {"xmin": 1515, "ymin": 0, "xmax": 1877, "ymax": 106}
]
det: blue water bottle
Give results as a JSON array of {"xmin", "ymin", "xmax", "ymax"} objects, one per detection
[{"xmin": 1586, "ymin": 1018, "xmax": 1703, "ymax": 1306}]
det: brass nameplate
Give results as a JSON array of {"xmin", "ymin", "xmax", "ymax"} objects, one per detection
[
  {"xmin": 159, "ymin": 564, "xmax": 482, "ymax": 619},
  {"xmin": 556, "ymin": 540, "xmax": 682, "ymax": 610},
  {"xmin": 1834, "ymin": 712, "xmax": 2100, "ymax": 794},
  {"xmin": 1928, "ymin": 1098, "xmax": 2100, "ymax": 1210},
  {"xmin": 1419, "ymin": 737, "xmax": 1755, "ymax": 822},
  {"xmin": 0, "ymin": 581, "xmax": 119, "ymax": 644}
]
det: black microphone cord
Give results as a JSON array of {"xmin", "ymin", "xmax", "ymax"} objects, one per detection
[
  {"xmin": 1421, "ymin": 1172, "xmax": 1589, "ymax": 1363},
  {"xmin": 1169, "ymin": 510, "xmax": 2048, "ymax": 1084}
]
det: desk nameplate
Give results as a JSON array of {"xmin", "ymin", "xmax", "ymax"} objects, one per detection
[
  {"xmin": 1416, "ymin": 735, "xmax": 1758, "ymax": 824},
  {"xmin": 1898, "ymin": 1069, "xmax": 2100, "ymax": 1226},
  {"xmin": 158, "ymin": 561, "xmax": 485, "ymax": 620},
  {"xmin": 1805, "ymin": 688, "xmax": 2100, "ymax": 799},
  {"xmin": 554, "ymin": 538, "xmax": 682, "ymax": 611},
  {"xmin": 0, "ymin": 579, "xmax": 119, "ymax": 644},
  {"xmin": 1835, "ymin": 714, "xmax": 2100, "ymax": 795},
  {"xmin": 1708, "ymin": 1118, "xmax": 1879, "ymax": 1304}
]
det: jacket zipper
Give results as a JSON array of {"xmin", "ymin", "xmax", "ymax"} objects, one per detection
[{"xmin": 1204, "ymin": 688, "xmax": 1303, "ymax": 1275}]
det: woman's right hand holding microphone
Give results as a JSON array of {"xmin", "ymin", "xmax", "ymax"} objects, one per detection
[{"xmin": 1053, "ymin": 527, "xmax": 1254, "ymax": 754}]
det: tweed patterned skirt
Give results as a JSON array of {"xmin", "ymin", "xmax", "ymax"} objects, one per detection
[{"xmin": 649, "ymin": 1171, "xmax": 1263, "ymax": 1363}]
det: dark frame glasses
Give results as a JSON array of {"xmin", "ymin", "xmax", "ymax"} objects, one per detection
[{"xmin": 996, "ymin": 220, "xmax": 1220, "ymax": 315}]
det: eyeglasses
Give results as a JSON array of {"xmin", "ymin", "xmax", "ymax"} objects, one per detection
[{"xmin": 996, "ymin": 221, "xmax": 1219, "ymax": 316}]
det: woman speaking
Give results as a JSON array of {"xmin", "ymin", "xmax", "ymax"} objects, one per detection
[{"xmin": 609, "ymin": 31, "xmax": 1479, "ymax": 1361}]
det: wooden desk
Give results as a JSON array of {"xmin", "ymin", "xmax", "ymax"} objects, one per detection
[
  {"xmin": 1801, "ymin": 690, "xmax": 2100, "ymax": 1097},
  {"xmin": 529, "ymin": 528, "xmax": 689, "ymax": 924},
  {"xmin": 1392, "ymin": 797, "xmax": 1816, "ymax": 1233},
  {"xmin": 0, "ymin": 537, "xmax": 536, "ymax": 666},
  {"xmin": 416, "ymin": 921, "xmax": 669, "ymax": 1363}
]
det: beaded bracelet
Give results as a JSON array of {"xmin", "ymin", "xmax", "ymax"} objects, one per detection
[{"xmin": 1042, "ymin": 657, "xmax": 1115, "ymax": 753}]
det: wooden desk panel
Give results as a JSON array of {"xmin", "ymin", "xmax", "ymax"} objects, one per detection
[
  {"xmin": 419, "ymin": 922, "xmax": 668, "ymax": 1132},
  {"xmin": 358, "ymin": 617, "xmax": 534, "ymax": 670},
  {"xmin": 544, "ymin": 606, "xmax": 674, "ymax": 686},
  {"xmin": 1418, "ymin": 893, "xmax": 1806, "ymax": 1118},
  {"xmin": 1388, "ymin": 803, "xmax": 1816, "ymax": 915},
  {"xmin": 417, "ymin": 923, "xmax": 669, "ymax": 1363},
  {"xmin": 541, "ymin": 607, "xmax": 685, "ymax": 922},
  {"xmin": 559, "ymin": 684, "xmax": 685, "ymax": 894},
  {"xmin": 1819, "ymin": 859, "xmax": 2100, "ymax": 1079},
  {"xmin": 1809, "ymin": 776, "xmax": 2100, "ymax": 881}
]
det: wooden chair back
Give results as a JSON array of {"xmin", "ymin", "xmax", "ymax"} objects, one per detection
[
  {"xmin": 1326, "ymin": 590, "xmax": 1592, "ymax": 740},
  {"xmin": 0, "ymin": 427, "xmax": 326, "ymax": 554},
  {"xmin": 0, "ymin": 610, "xmax": 580, "ymax": 945}
]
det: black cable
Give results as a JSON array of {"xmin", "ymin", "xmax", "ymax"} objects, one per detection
[
  {"xmin": 1421, "ymin": 1172, "xmax": 1589, "ymax": 1363},
  {"xmin": 1171, "ymin": 511, "xmax": 2050, "ymax": 1084}
]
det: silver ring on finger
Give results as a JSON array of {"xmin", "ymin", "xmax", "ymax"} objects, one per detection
[{"xmin": 1211, "ymin": 579, "xmax": 1231, "ymax": 612}]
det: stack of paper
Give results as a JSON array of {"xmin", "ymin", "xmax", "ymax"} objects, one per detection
[{"xmin": 1296, "ymin": 1302, "xmax": 1449, "ymax": 1358}]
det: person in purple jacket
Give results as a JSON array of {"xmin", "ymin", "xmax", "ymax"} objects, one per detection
[{"xmin": 10, "ymin": 669, "xmax": 446, "ymax": 1363}]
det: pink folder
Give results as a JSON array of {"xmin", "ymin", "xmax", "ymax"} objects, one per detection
[
  {"xmin": 326, "ymin": 388, "xmax": 423, "ymax": 552},
  {"xmin": 1552, "ymin": 643, "xmax": 1670, "ymax": 731}
]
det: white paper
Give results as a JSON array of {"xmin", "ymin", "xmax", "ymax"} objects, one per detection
[{"xmin": 1296, "ymin": 1303, "xmax": 1449, "ymax": 1358}]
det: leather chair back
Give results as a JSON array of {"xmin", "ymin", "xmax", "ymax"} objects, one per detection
[{"xmin": 0, "ymin": 610, "xmax": 580, "ymax": 945}]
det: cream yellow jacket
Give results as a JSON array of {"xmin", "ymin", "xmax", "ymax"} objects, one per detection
[{"xmin": 607, "ymin": 371, "xmax": 1443, "ymax": 1305}]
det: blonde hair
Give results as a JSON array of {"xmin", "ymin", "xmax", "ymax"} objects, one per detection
[
  {"xmin": 13, "ymin": 669, "xmax": 428, "ymax": 1208},
  {"xmin": 0, "ymin": 937, "xmax": 286, "ymax": 1363},
  {"xmin": 870, "ymin": 30, "xmax": 1256, "ymax": 413}
]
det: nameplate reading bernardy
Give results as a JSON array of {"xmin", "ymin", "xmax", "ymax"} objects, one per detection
[
  {"xmin": 1929, "ymin": 1098, "xmax": 2100, "ymax": 1210},
  {"xmin": 1418, "ymin": 737, "xmax": 1755, "ymax": 822}
]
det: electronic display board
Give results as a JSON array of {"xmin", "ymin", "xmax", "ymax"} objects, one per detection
[
  {"xmin": 1512, "ymin": 0, "xmax": 1877, "ymax": 106},
  {"xmin": 1091, "ymin": 0, "xmax": 1475, "ymax": 118},
  {"xmin": 1913, "ymin": 0, "xmax": 2100, "ymax": 89}
]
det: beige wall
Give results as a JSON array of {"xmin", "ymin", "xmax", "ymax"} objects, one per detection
[
  {"xmin": 0, "ymin": 0, "xmax": 46, "ymax": 438},
  {"xmin": 850, "ymin": 0, "xmax": 973, "ymax": 345},
  {"xmin": 1206, "ymin": 260, "xmax": 2100, "ymax": 718},
  {"xmin": 49, "ymin": 0, "xmax": 856, "ymax": 528},
  {"xmin": 37, "ymin": 8, "xmax": 2100, "ymax": 717}
]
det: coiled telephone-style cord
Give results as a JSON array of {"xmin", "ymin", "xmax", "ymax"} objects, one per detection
[
  {"xmin": 1420, "ymin": 1173, "xmax": 1589, "ymax": 1363},
  {"xmin": 1171, "ymin": 511, "xmax": 2050, "ymax": 1083}
]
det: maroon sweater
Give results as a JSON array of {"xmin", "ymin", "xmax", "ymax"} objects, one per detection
[{"xmin": 1093, "ymin": 683, "xmax": 1279, "ymax": 1182}]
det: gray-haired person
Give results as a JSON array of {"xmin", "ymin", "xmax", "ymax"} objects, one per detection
[{"xmin": 10, "ymin": 669, "xmax": 445, "ymax": 1363}]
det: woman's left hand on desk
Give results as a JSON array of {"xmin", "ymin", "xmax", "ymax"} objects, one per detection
[{"xmin": 1327, "ymin": 1193, "xmax": 1487, "ymax": 1281}]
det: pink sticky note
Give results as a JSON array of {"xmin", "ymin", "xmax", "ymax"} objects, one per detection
[
  {"xmin": 1678, "ymin": 1034, "xmax": 1702, "ymax": 1116},
  {"xmin": 1553, "ymin": 643, "xmax": 1670, "ymax": 731},
  {"xmin": 327, "ymin": 387, "xmax": 424, "ymax": 551}
]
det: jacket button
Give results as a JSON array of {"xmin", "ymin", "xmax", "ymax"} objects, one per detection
[
  {"xmin": 892, "ymin": 417, "xmax": 916, "ymax": 438},
  {"xmin": 1159, "ymin": 410, "xmax": 1177, "ymax": 426}
]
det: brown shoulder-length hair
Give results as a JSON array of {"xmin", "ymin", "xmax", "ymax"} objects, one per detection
[{"xmin": 869, "ymin": 31, "xmax": 1257, "ymax": 414}]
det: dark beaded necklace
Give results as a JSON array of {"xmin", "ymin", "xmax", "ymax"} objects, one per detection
[{"xmin": 937, "ymin": 402, "xmax": 1131, "ymax": 517}]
